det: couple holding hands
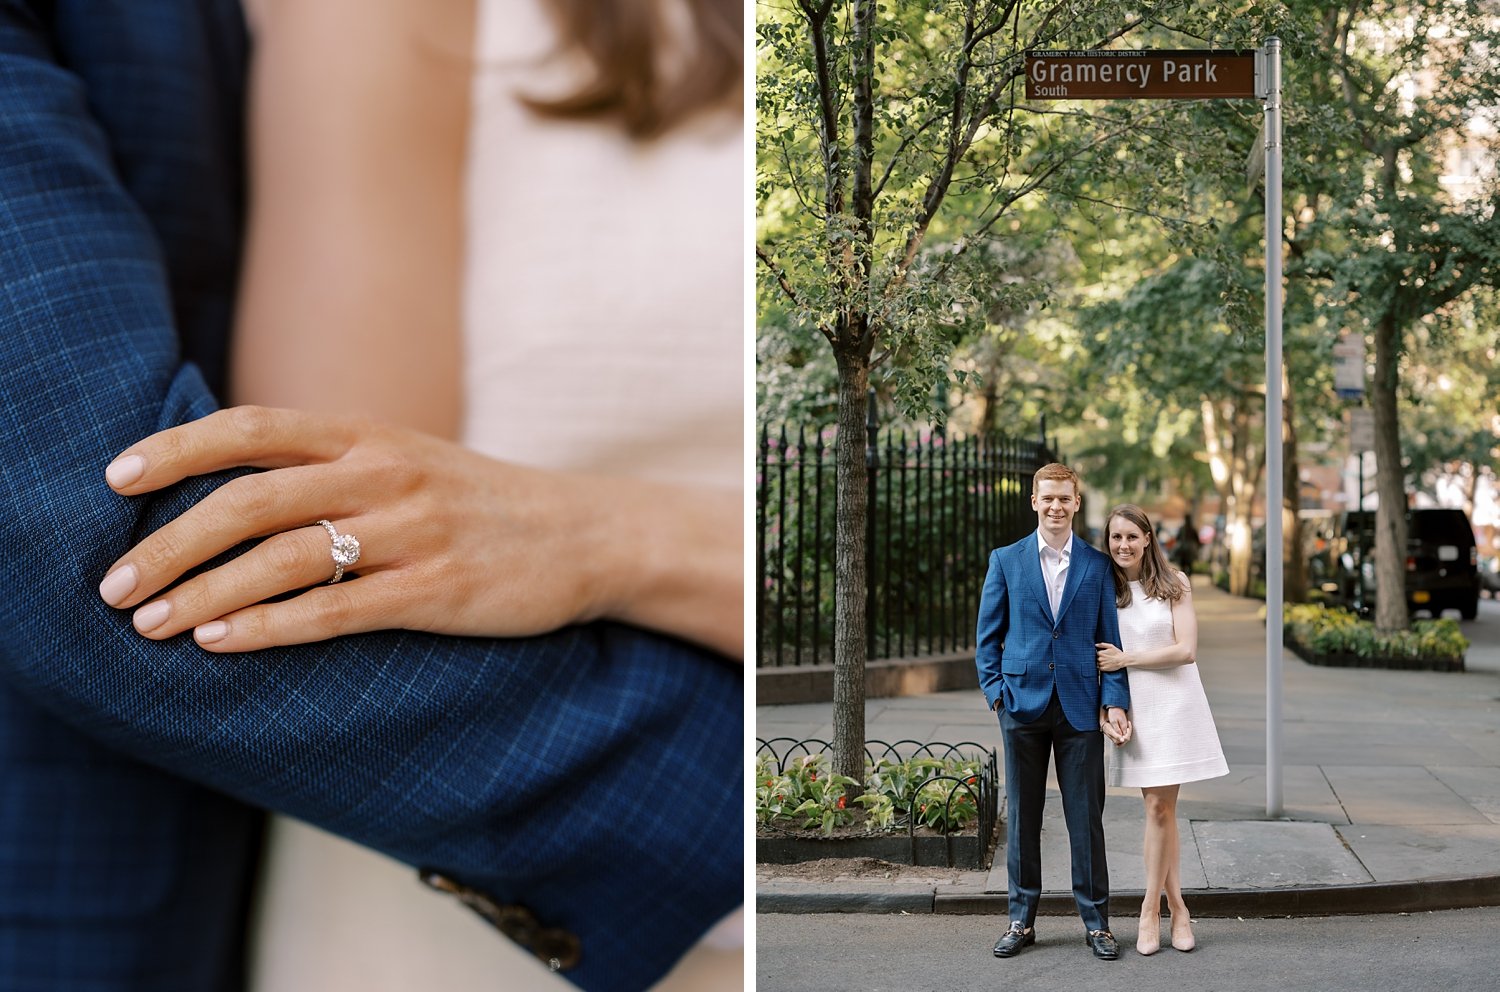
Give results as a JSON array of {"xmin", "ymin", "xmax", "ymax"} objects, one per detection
[{"xmin": 977, "ymin": 463, "xmax": 1229, "ymax": 961}]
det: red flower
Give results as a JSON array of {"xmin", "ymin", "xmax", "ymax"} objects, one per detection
[
  {"xmin": 837, "ymin": 795, "xmax": 847, "ymax": 809},
  {"xmin": 809, "ymin": 772, "xmax": 817, "ymax": 781},
  {"xmin": 967, "ymin": 776, "xmax": 977, "ymax": 784},
  {"xmin": 765, "ymin": 780, "xmax": 774, "ymax": 787}
]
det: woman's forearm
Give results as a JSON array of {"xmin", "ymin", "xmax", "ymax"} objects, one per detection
[
  {"xmin": 1123, "ymin": 642, "xmax": 1195, "ymax": 670},
  {"xmin": 586, "ymin": 479, "xmax": 743, "ymax": 661}
]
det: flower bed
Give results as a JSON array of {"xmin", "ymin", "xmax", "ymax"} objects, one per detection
[
  {"xmin": 1282, "ymin": 603, "xmax": 1467, "ymax": 672},
  {"xmin": 754, "ymin": 739, "xmax": 999, "ymax": 869}
]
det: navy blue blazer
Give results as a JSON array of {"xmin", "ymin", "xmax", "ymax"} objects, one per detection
[
  {"xmin": 0, "ymin": 4, "xmax": 740, "ymax": 991},
  {"xmin": 975, "ymin": 532, "xmax": 1130, "ymax": 731}
]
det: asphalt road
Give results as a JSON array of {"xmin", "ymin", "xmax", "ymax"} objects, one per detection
[{"xmin": 756, "ymin": 908, "xmax": 1500, "ymax": 991}]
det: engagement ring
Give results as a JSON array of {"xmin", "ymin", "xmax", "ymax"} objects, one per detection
[{"xmin": 317, "ymin": 519, "xmax": 361, "ymax": 583}]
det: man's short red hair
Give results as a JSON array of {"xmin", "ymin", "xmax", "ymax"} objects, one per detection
[{"xmin": 1032, "ymin": 462, "xmax": 1081, "ymax": 496}]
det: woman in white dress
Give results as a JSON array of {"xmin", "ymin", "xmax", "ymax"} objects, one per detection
[
  {"xmin": 95, "ymin": 0, "xmax": 742, "ymax": 987},
  {"xmin": 1095, "ymin": 504, "xmax": 1228, "ymax": 957}
]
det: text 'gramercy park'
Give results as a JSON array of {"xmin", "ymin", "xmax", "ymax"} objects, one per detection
[{"xmin": 1028, "ymin": 58, "xmax": 1223, "ymax": 89}]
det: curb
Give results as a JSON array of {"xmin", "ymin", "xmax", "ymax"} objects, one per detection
[
  {"xmin": 757, "ymin": 882, "xmax": 935, "ymax": 914},
  {"xmin": 759, "ymin": 874, "xmax": 1500, "ymax": 917}
]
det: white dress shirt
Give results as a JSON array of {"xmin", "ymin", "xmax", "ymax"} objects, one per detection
[{"xmin": 1037, "ymin": 531, "xmax": 1072, "ymax": 618}]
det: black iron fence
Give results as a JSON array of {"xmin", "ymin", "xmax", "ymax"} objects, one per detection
[{"xmin": 756, "ymin": 411, "xmax": 1052, "ymax": 668}]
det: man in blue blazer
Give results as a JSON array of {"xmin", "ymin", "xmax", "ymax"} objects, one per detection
[
  {"xmin": 976, "ymin": 463, "xmax": 1131, "ymax": 960},
  {"xmin": 0, "ymin": 4, "xmax": 739, "ymax": 991}
]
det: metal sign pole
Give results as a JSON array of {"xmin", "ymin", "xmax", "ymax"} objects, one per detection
[{"xmin": 1263, "ymin": 37, "xmax": 1285, "ymax": 818}]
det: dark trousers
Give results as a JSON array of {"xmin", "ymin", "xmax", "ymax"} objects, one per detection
[{"xmin": 1000, "ymin": 690, "xmax": 1109, "ymax": 932}]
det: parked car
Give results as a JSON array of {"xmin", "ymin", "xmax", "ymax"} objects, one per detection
[{"xmin": 1312, "ymin": 508, "xmax": 1481, "ymax": 620}]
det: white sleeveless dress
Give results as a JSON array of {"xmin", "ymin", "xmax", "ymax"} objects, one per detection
[
  {"xmin": 1105, "ymin": 582, "xmax": 1228, "ymax": 788},
  {"xmin": 246, "ymin": 0, "xmax": 742, "ymax": 988}
]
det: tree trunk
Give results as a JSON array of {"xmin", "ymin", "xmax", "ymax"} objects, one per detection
[
  {"xmin": 975, "ymin": 369, "xmax": 997, "ymax": 434},
  {"xmin": 1202, "ymin": 396, "xmax": 1263, "ymax": 597},
  {"xmin": 1201, "ymin": 399, "xmax": 1230, "ymax": 575},
  {"xmin": 1371, "ymin": 312, "xmax": 1410, "ymax": 633},
  {"xmin": 822, "ymin": 0, "xmax": 879, "ymax": 790},
  {"xmin": 1226, "ymin": 496, "xmax": 1255, "ymax": 597},
  {"xmin": 1282, "ymin": 364, "xmax": 1307, "ymax": 602},
  {"xmin": 831, "ymin": 352, "xmax": 871, "ymax": 784}
]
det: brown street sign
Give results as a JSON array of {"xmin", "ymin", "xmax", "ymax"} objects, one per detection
[{"xmin": 1025, "ymin": 50, "xmax": 1258, "ymax": 100}]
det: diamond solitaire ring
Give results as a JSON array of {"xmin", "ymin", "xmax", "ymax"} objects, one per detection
[{"xmin": 316, "ymin": 519, "xmax": 361, "ymax": 583}]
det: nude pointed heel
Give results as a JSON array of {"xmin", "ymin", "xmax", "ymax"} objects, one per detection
[
  {"xmin": 1136, "ymin": 913, "xmax": 1160, "ymax": 956},
  {"xmin": 1170, "ymin": 914, "xmax": 1196, "ymax": 952}
]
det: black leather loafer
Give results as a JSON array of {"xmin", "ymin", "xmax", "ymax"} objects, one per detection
[
  {"xmin": 1086, "ymin": 929, "xmax": 1120, "ymax": 960},
  {"xmin": 993, "ymin": 922, "xmax": 1035, "ymax": 958}
]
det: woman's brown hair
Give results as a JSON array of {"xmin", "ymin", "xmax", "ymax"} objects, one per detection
[
  {"xmin": 1104, "ymin": 504, "xmax": 1189, "ymax": 609},
  {"xmin": 527, "ymin": 0, "xmax": 741, "ymax": 138}
]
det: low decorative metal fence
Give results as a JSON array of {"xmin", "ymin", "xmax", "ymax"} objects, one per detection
[{"xmin": 754, "ymin": 737, "xmax": 1000, "ymax": 869}]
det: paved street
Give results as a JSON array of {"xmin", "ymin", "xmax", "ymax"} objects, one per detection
[{"xmin": 756, "ymin": 908, "xmax": 1500, "ymax": 992}]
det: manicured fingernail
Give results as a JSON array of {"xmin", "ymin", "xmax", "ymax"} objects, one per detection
[
  {"xmin": 105, "ymin": 454, "xmax": 145, "ymax": 488},
  {"xmin": 133, "ymin": 600, "xmax": 171, "ymax": 633},
  {"xmin": 99, "ymin": 565, "xmax": 138, "ymax": 606},
  {"xmin": 196, "ymin": 621, "xmax": 229, "ymax": 644}
]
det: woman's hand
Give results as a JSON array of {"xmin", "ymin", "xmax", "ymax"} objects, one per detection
[
  {"xmin": 96, "ymin": 407, "xmax": 742, "ymax": 658},
  {"xmin": 1095, "ymin": 642, "xmax": 1130, "ymax": 673},
  {"xmin": 1099, "ymin": 707, "xmax": 1132, "ymax": 745}
]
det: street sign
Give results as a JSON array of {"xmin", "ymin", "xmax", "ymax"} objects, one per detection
[
  {"xmin": 1350, "ymin": 407, "xmax": 1375, "ymax": 451},
  {"xmin": 1333, "ymin": 333, "xmax": 1365, "ymax": 400},
  {"xmin": 1025, "ymin": 50, "xmax": 1258, "ymax": 100}
]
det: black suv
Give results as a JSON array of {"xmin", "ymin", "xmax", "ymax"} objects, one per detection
[{"xmin": 1310, "ymin": 508, "xmax": 1481, "ymax": 620}]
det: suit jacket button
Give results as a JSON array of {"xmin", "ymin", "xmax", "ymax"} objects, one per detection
[
  {"xmin": 534, "ymin": 928, "xmax": 583, "ymax": 972},
  {"xmin": 1048, "ymin": 663, "xmax": 1055, "ymax": 670},
  {"xmin": 1052, "ymin": 630, "xmax": 1059, "ymax": 639},
  {"xmin": 416, "ymin": 869, "xmax": 578, "ymax": 971}
]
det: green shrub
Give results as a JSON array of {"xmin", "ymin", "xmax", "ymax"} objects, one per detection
[
  {"xmin": 1283, "ymin": 603, "xmax": 1467, "ymax": 662},
  {"xmin": 755, "ymin": 753, "xmax": 860, "ymax": 835},
  {"xmin": 755, "ymin": 751, "xmax": 987, "ymax": 835}
]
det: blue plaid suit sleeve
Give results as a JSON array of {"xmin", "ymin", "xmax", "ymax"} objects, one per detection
[
  {"xmin": 0, "ymin": 6, "xmax": 740, "ymax": 990},
  {"xmin": 975, "ymin": 548, "xmax": 1009, "ymax": 711},
  {"xmin": 1097, "ymin": 575, "xmax": 1130, "ymax": 712}
]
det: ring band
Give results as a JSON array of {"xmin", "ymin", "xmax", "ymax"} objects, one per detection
[{"xmin": 317, "ymin": 519, "xmax": 361, "ymax": 584}]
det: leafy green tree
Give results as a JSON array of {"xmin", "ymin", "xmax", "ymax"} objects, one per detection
[
  {"xmin": 1401, "ymin": 290, "xmax": 1500, "ymax": 514},
  {"xmin": 1284, "ymin": 0, "xmax": 1500, "ymax": 632}
]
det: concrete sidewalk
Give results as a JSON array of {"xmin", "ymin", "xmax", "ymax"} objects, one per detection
[{"xmin": 757, "ymin": 580, "xmax": 1500, "ymax": 917}]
